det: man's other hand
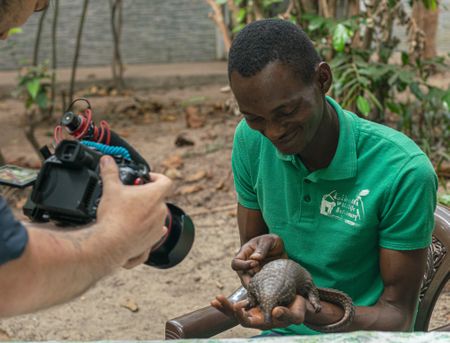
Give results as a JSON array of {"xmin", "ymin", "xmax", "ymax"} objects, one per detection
[{"xmin": 231, "ymin": 234, "xmax": 287, "ymax": 286}]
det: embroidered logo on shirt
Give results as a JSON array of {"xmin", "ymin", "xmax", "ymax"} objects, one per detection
[{"xmin": 320, "ymin": 189, "xmax": 370, "ymax": 226}]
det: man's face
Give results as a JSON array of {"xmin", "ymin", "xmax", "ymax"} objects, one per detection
[
  {"xmin": 230, "ymin": 61, "xmax": 324, "ymax": 155},
  {"xmin": 0, "ymin": 0, "xmax": 49, "ymax": 40}
]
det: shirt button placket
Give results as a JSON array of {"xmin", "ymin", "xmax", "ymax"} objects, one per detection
[{"xmin": 302, "ymin": 178, "xmax": 314, "ymax": 220}]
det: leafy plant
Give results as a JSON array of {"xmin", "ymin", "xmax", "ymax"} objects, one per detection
[
  {"xmin": 17, "ymin": 64, "xmax": 51, "ymax": 111},
  {"xmin": 15, "ymin": 64, "xmax": 51, "ymax": 158},
  {"xmin": 438, "ymin": 193, "xmax": 450, "ymax": 207}
]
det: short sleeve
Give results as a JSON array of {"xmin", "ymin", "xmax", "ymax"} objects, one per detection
[
  {"xmin": 379, "ymin": 155, "xmax": 438, "ymax": 250},
  {"xmin": 0, "ymin": 196, "xmax": 29, "ymax": 265},
  {"xmin": 231, "ymin": 121, "xmax": 260, "ymax": 210}
]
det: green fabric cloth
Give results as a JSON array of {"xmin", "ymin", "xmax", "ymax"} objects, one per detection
[{"xmin": 231, "ymin": 97, "xmax": 438, "ymax": 335}]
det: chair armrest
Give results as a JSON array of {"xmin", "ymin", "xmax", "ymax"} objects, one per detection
[
  {"xmin": 432, "ymin": 324, "xmax": 450, "ymax": 332},
  {"xmin": 165, "ymin": 286, "xmax": 247, "ymax": 339}
]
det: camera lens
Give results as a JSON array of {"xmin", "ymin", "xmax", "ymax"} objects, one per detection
[{"xmin": 146, "ymin": 203, "xmax": 195, "ymax": 269}]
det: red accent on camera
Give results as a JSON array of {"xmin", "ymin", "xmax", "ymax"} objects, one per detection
[{"xmin": 133, "ymin": 177, "xmax": 144, "ymax": 185}]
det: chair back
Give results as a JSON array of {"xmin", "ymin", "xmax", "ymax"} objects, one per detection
[{"xmin": 415, "ymin": 205, "xmax": 450, "ymax": 331}]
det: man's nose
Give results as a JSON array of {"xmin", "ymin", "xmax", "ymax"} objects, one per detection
[{"xmin": 264, "ymin": 121, "xmax": 285, "ymax": 141}]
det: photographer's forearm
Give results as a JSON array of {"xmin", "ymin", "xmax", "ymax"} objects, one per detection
[{"xmin": 0, "ymin": 225, "xmax": 120, "ymax": 318}]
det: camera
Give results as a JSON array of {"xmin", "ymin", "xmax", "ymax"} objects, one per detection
[{"xmin": 21, "ymin": 98, "xmax": 195, "ymax": 269}]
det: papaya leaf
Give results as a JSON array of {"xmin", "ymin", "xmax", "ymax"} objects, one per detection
[
  {"xmin": 356, "ymin": 96, "xmax": 370, "ymax": 116},
  {"xmin": 410, "ymin": 83, "xmax": 424, "ymax": 100},
  {"xmin": 35, "ymin": 92, "xmax": 48, "ymax": 109},
  {"xmin": 26, "ymin": 79, "xmax": 41, "ymax": 100},
  {"xmin": 332, "ymin": 24, "xmax": 350, "ymax": 52}
]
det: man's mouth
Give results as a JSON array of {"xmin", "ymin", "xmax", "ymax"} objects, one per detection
[{"xmin": 274, "ymin": 129, "xmax": 297, "ymax": 146}]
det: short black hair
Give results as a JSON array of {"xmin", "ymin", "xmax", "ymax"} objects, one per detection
[{"xmin": 228, "ymin": 19, "xmax": 321, "ymax": 84}]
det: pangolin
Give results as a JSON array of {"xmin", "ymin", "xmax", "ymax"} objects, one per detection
[{"xmin": 245, "ymin": 259, "xmax": 354, "ymax": 333}]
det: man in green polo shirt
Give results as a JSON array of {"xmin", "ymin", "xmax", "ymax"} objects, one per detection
[{"xmin": 211, "ymin": 19, "xmax": 437, "ymax": 335}]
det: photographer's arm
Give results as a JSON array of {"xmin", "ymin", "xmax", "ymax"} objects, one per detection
[
  {"xmin": 0, "ymin": 156, "xmax": 172, "ymax": 318},
  {"xmin": 0, "ymin": 224, "xmax": 119, "ymax": 317}
]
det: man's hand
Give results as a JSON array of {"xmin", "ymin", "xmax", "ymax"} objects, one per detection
[
  {"xmin": 232, "ymin": 234, "xmax": 287, "ymax": 286},
  {"xmin": 96, "ymin": 155, "xmax": 173, "ymax": 268},
  {"xmin": 211, "ymin": 294, "xmax": 307, "ymax": 330}
]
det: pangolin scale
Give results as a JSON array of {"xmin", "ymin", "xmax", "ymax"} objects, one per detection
[{"xmin": 246, "ymin": 259, "xmax": 354, "ymax": 333}]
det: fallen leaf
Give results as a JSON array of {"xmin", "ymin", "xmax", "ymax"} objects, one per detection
[
  {"xmin": 227, "ymin": 210, "xmax": 237, "ymax": 217},
  {"xmin": 142, "ymin": 113, "xmax": 154, "ymax": 124},
  {"xmin": 160, "ymin": 113, "xmax": 177, "ymax": 122},
  {"xmin": 185, "ymin": 106, "xmax": 206, "ymax": 128},
  {"xmin": 215, "ymin": 281, "xmax": 224, "ymax": 290},
  {"xmin": 89, "ymin": 85, "xmax": 99, "ymax": 94},
  {"xmin": 161, "ymin": 155, "xmax": 184, "ymax": 170},
  {"xmin": 185, "ymin": 170, "xmax": 207, "ymax": 183},
  {"xmin": 120, "ymin": 298, "xmax": 139, "ymax": 313},
  {"xmin": 165, "ymin": 168, "xmax": 183, "ymax": 180},
  {"xmin": 215, "ymin": 179, "xmax": 226, "ymax": 190},
  {"xmin": 177, "ymin": 184, "xmax": 203, "ymax": 195},
  {"xmin": 175, "ymin": 134, "xmax": 195, "ymax": 147},
  {"xmin": 0, "ymin": 328, "xmax": 11, "ymax": 341}
]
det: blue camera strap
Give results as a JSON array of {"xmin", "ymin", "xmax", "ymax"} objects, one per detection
[{"xmin": 80, "ymin": 140, "xmax": 131, "ymax": 160}]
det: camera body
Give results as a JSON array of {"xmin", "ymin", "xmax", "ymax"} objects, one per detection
[
  {"xmin": 25, "ymin": 140, "xmax": 149, "ymax": 225},
  {"xmin": 22, "ymin": 99, "xmax": 195, "ymax": 269}
]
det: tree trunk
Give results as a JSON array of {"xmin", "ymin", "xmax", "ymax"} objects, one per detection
[
  {"xmin": 24, "ymin": 110, "xmax": 42, "ymax": 160},
  {"xmin": 0, "ymin": 150, "xmax": 5, "ymax": 166},
  {"xmin": 50, "ymin": 0, "xmax": 59, "ymax": 119},
  {"xmin": 205, "ymin": 0, "xmax": 231, "ymax": 53},
  {"xmin": 69, "ymin": 0, "xmax": 89, "ymax": 103},
  {"xmin": 110, "ymin": 0, "xmax": 125, "ymax": 91},
  {"xmin": 412, "ymin": 1, "xmax": 438, "ymax": 59},
  {"xmin": 33, "ymin": 9, "xmax": 48, "ymax": 66},
  {"xmin": 299, "ymin": 0, "xmax": 318, "ymax": 13}
]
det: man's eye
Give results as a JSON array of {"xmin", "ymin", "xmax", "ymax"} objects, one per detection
[{"xmin": 279, "ymin": 106, "xmax": 299, "ymax": 117}]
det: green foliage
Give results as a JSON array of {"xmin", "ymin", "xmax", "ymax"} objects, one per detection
[
  {"xmin": 8, "ymin": 27, "xmax": 23, "ymax": 36},
  {"xmin": 438, "ymin": 193, "xmax": 450, "ymax": 207},
  {"xmin": 17, "ymin": 64, "xmax": 51, "ymax": 110},
  {"xmin": 297, "ymin": 7, "xmax": 448, "ymax": 175}
]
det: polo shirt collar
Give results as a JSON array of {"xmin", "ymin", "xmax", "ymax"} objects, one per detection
[{"xmin": 275, "ymin": 96, "xmax": 357, "ymax": 181}]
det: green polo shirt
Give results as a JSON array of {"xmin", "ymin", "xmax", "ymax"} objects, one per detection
[{"xmin": 231, "ymin": 96, "xmax": 438, "ymax": 335}]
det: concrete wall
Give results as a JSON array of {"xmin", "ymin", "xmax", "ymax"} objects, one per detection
[{"xmin": 0, "ymin": 0, "xmax": 218, "ymax": 70}]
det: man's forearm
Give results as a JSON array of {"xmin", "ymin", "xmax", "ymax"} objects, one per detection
[
  {"xmin": 0, "ymin": 225, "xmax": 120, "ymax": 318},
  {"xmin": 305, "ymin": 300, "xmax": 412, "ymax": 332}
]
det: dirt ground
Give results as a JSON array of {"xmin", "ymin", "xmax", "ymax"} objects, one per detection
[{"xmin": 0, "ymin": 83, "xmax": 448, "ymax": 340}]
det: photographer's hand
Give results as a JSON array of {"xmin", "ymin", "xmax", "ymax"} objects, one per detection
[{"xmin": 97, "ymin": 156, "xmax": 173, "ymax": 268}]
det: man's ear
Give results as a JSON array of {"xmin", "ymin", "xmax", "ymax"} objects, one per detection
[{"xmin": 316, "ymin": 62, "xmax": 333, "ymax": 94}]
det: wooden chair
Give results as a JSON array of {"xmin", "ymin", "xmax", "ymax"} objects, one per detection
[{"xmin": 165, "ymin": 205, "xmax": 450, "ymax": 339}]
